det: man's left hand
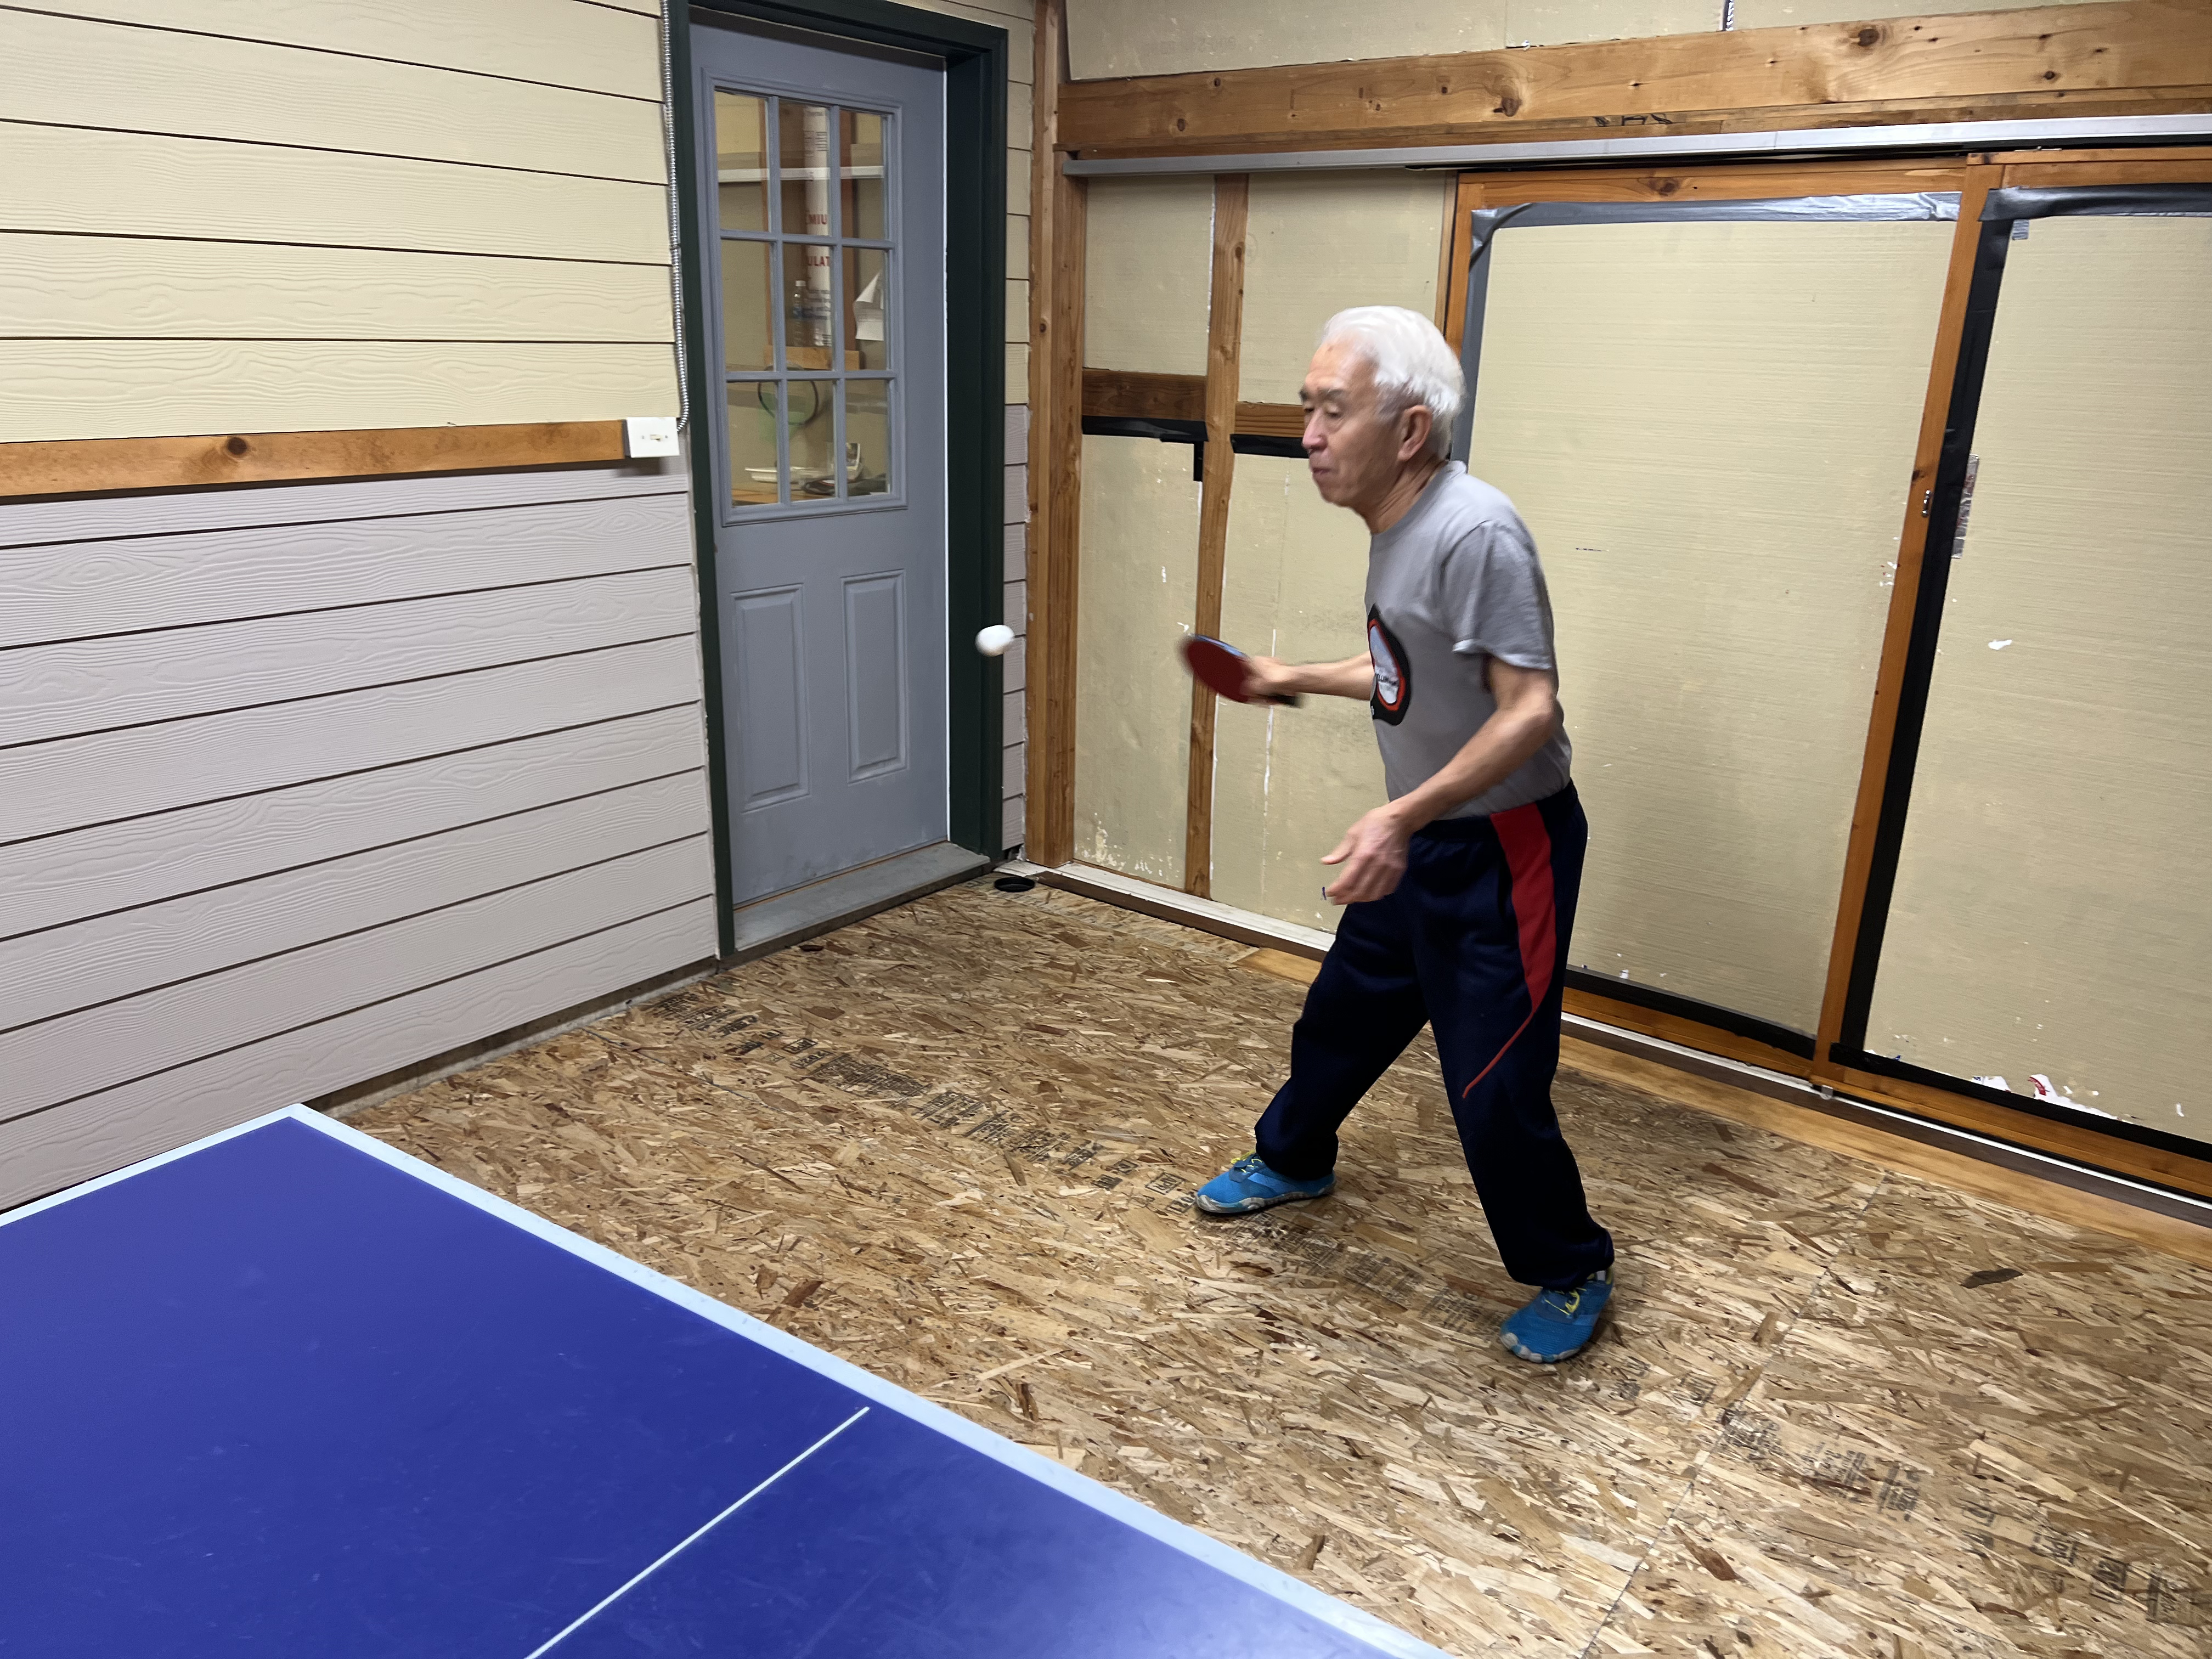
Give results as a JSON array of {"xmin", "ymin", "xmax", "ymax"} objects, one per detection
[{"xmin": 1321, "ymin": 807, "xmax": 1413, "ymax": 905}]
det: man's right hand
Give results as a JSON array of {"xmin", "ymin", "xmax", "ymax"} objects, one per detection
[{"xmin": 1241, "ymin": 654, "xmax": 1303, "ymax": 704}]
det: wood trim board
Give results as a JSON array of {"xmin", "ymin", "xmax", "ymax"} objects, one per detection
[
  {"xmin": 1056, "ymin": 4, "xmax": 2212, "ymax": 157},
  {"xmin": 1024, "ymin": 0, "xmax": 1081, "ymax": 870},
  {"xmin": 1080, "ymin": 369, "xmax": 1301, "ymax": 438},
  {"xmin": 1181, "ymin": 173, "xmax": 1249, "ymax": 899},
  {"xmin": 0, "ymin": 422, "xmax": 629, "ymax": 501}
]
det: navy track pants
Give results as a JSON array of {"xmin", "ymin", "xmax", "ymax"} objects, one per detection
[{"xmin": 1254, "ymin": 784, "xmax": 1612, "ymax": 1290}]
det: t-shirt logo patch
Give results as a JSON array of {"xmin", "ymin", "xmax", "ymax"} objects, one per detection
[{"xmin": 1368, "ymin": 608, "xmax": 1412, "ymax": 726}]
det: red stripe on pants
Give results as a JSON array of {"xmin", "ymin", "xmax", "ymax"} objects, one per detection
[{"xmin": 1461, "ymin": 802, "xmax": 1558, "ymax": 1098}]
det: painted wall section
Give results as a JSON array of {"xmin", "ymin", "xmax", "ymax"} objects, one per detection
[
  {"xmin": 0, "ymin": 1, "xmax": 680, "ymax": 442},
  {"xmin": 1469, "ymin": 218, "xmax": 1951, "ymax": 1032},
  {"xmin": 1869, "ymin": 216, "xmax": 2211, "ymax": 1142},
  {"xmin": 1083, "ymin": 177, "xmax": 1216, "ymax": 375},
  {"xmin": 1211, "ymin": 455, "xmax": 1389, "ymax": 933},
  {"xmin": 1073, "ymin": 436, "xmax": 1203, "ymax": 884},
  {"xmin": 1239, "ymin": 173, "xmax": 1453, "ymax": 405},
  {"xmin": 1065, "ymin": 0, "xmax": 1722, "ymax": 77},
  {"xmin": 0, "ymin": 464, "xmax": 720, "ymax": 1209}
]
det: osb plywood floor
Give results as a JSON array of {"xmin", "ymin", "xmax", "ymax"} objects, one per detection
[{"xmin": 355, "ymin": 881, "xmax": 2212, "ymax": 1658}]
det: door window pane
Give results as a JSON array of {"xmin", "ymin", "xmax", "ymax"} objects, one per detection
[
  {"xmin": 722, "ymin": 86, "xmax": 896, "ymax": 512},
  {"xmin": 780, "ymin": 101, "xmax": 834, "ymax": 238},
  {"xmin": 715, "ymin": 92, "xmax": 767, "ymax": 232},
  {"xmin": 730, "ymin": 383, "xmax": 781, "ymax": 506},
  {"xmin": 841, "ymin": 110, "xmax": 887, "ymax": 240},
  {"xmin": 845, "ymin": 380, "xmax": 891, "ymax": 498},
  {"xmin": 723, "ymin": 240, "xmax": 774, "ymax": 371},
  {"xmin": 843, "ymin": 247, "xmax": 888, "ymax": 371},
  {"xmin": 786, "ymin": 379, "xmax": 837, "ymax": 497},
  {"xmin": 785, "ymin": 241, "xmax": 836, "ymax": 370}
]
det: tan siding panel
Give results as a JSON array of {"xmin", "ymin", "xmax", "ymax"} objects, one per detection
[
  {"xmin": 2, "ymin": 775, "xmax": 708, "ymax": 1034},
  {"xmin": 1869, "ymin": 215, "xmax": 2212, "ymax": 1141},
  {"xmin": 0, "ymin": 461, "xmax": 681, "ymax": 549},
  {"xmin": 595, "ymin": 0, "xmax": 663, "ymax": 13},
  {"xmin": 1, "ymin": 707, "xmax": 707, "ymax": 941},
  {"xmin": 0, "ymin": 636, "xmax": 702, "ymax": 846},
  {"xmin": 0, "ymin": 341, "xmax": 676, "ymax": 443},
  {"xmin": 3, "ymin": 493, "xmax": 689, "ymax": 649},
  {"xmin": 16, "ymin": 0, "xmax": 665, "ymax": 100},
  {"xmin": 0, "ymin": 837, "xmax": 715, "ymax": 1123},
  {"xmin": 0, "ymin": 234, "xmax": 672, "ymax": 343},
  {"xmin": 0, "ymin": 10, "xmax": 665, "ymax": 184},
  {"xmin": 0, "ymin": 900, "xmax": 716, "ymax": 1212},
  {"xmin": 0, "ymin": 125, "xmax": 668, "ymax": 262},
  {"xmin": 0, "ymin": 566, "xmax": 696, "ymax": 748}
]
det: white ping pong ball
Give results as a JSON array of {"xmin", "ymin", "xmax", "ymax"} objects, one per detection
[{"xmin": 975, "ymin": 625, "xmax": 1015, "ymax": 657}]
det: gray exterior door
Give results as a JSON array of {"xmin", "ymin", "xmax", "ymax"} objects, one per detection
[{"xmin": 695, "ymin": 22, "xmax": 948, "ymax": 907}]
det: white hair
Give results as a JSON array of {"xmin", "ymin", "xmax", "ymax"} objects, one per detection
[{"xmin": 1316, "ymin": 306, "xmax": 1465, "ymax": 458}]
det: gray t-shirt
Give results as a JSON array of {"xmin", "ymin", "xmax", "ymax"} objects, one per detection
[{"xmin": 1364, "ymin": 462, "xmax": 1572, "ymax": 819}]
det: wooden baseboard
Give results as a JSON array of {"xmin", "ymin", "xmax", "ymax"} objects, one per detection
[{"xmin": 0, "ymin": 421, "xmax": 631, "ymax": 500}]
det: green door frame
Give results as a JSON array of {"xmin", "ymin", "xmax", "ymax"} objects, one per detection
[{"xmin": 674, "ymin": 0, "xmax": 1011, "ymax": 955}]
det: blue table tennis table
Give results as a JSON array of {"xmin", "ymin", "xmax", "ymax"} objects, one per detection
[{"xmin": 1, "ymin": 1107, "xmax": 1444, "ymax": 1657}]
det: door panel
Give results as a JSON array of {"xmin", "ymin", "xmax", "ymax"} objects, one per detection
[
  {"xmin": 732, "ymin": 588, "xmax": 806, "ymax": 808},
  {"xmin": 844, "ymin": 573, "xmax": 907, "ymax": 781},
  {"xmin": 695, "ymin": 20, "xmax": 946, "ymax": 906}
]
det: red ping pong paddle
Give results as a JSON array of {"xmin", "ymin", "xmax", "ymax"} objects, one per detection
[{"xmin": 1182, "ymin": 634, "xmax": 1301, "ymax": 707}]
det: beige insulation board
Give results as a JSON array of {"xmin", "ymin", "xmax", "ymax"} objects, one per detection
[
  {"xmin": 1065, "ymin": 0, "xmax": 1722, "ymax": 78},
  {"xmin": 1082, "ymin": 176, "xmax": 1215, "ymax": 375},
  {"xmin": 1074, "ymin": 435, "xmax": 1201, "ymax": 885},
  {"xmin": 1239, "ymin": 173, "xmax": 1453, "ymax": 407},
  {"xmin": 1468, "ymin": 218, "xmax": 1953, "ymax": 1033},
  {"xmin": 1868, "ymin": 215, "xmax": 2212, "ymax": 1144},
  {"xmin": 1211, "ymin": 453, "xmax": 1387, "ymax": 933}
]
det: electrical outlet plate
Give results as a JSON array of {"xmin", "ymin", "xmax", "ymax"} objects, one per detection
[{"xmin": 623, "ymin": 416, "xmax": 680, "ymax": 458}]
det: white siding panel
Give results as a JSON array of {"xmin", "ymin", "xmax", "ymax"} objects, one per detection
[
  {"xmin": 1, "ymin": 10, "xmax": 667, "ymax": 185},
  {"xmin": 2, "ymin": 775, "xmax": 708, "ymax": 1034},
  {"xmin": 0, "ymin": 462, "xmax": 682, "ymax": 549},
  {"xmin": 0, "ymin": 567, "xmax": 696, "ymax": 748},
  {"xmin": 0, "ymin": 900, "xmax": 716, "ymax": 1212},
  {"xmin": 0, "ymin": 636, "xmax": 701, "ymax": 845},
  {"xmin": 1, "ymin": 492, "xmax": 693, "ymax": 650},
  {"xmin": 1, "ymin": 706, "xmax": 706, "ymax": 941},
  {"xmin": 0, "ymin": 836, "xmax": 713, "ymax": 1121},
  {"xmin": 0, "ymin": 125, "xmax": 668, "ymax": 262}
]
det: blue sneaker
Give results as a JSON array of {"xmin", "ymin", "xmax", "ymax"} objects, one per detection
[
  {"xmin": 1500, "ymin": 1267, "xmax": 1613, "ymax": 1363},
  {"xmin": 1193, "ymin": 1154, "xmax": 1335, "ymax": 1216}
]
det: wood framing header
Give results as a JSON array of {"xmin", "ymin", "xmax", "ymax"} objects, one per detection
[{"xmin": 1058, "ymin": 3, "xmax": 2212, "ymax": 156}]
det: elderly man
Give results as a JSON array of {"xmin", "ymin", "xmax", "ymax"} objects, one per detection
[{"xmin": 1193, "ymin": 306, "xmax": 1615, "ymax": 1364}]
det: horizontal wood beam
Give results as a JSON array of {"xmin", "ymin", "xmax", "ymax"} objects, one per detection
[
  {"xmin": 1059, "ymin": 3, "xmax": 2212, "ymax": 156},
  {"xmin": 1082, "ymin": 369, "xmax": 1303, "ymax": 439},
  {"xmin": 1081, "ymin": 367, "xmax": 1204, "ymax": 423},
  {"xmin": 0, "ymin": 421, "xmax": 630, "ymax": 500}
]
